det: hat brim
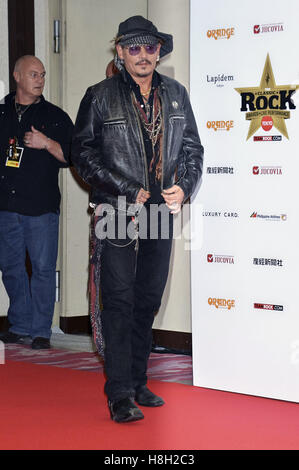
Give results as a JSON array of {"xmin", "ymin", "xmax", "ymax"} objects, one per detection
[{"xmin": 156, "ymin": 32, "xmax": 173, "ymax": 58}]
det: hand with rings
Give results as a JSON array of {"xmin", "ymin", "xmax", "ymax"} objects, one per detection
[
  {"xmin": 162, "ymin": 185, "xmax": 185, "ymax": 214},
  {"xmin": 24, "ymin": 126, "xmax": 48, "ymax": 150},
  {"xmin": 136, "ymin": 188, "xmax": 150, "ymax": 205}
]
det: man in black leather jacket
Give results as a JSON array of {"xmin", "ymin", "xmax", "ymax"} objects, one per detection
[{"xmin": 72, "ymin": 16, "xmax": 203, "ymax": 423}]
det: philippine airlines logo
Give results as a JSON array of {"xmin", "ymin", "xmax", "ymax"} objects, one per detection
[
  {"xmin": 250, "ymin": 212, "xmax": 287, "ymax": 221},
  {"xmin": 235, "ymin": 54, "xmax": 299, "ymax": 140},
  {"xmin": 208, "ymin": 298, "xmax": 235, "ymax": 310},
  {"xmin": 207, "ymin": 254, "xmax": 234, "ymax": 264},
  {"xmin": 252, "ymin": 165, "xmax": 282, "ymax": 175},
  {"xmin": 253, "ymin": 23, "xmax": 284, "ymax": 35}
]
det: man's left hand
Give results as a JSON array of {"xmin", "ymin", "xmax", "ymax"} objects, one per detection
[{"xmin": 162, "ymin": 185, "xmax": 185, "ymax": 214}]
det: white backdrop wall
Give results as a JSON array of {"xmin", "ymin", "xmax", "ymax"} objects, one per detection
[{"xmin": 190, "ymin": 0, "xmax": 299, "ymax": 402}]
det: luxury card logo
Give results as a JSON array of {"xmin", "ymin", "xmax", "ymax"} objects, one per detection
[
  {"xmin": 202, "ymin": 211, "xmax": 239, "ymax": 218},
  {"xmin": 235, "ymin": 54, "xmax": 299, "ymax": 140}
]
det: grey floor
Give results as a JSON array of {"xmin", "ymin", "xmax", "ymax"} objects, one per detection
[
  {"xmin": 50, "ymin": 329, "xmax": 96, "ymax": 352},
  {"xmin": 48, "ymin": 329, "xmax": 194, "ymax": 385}
]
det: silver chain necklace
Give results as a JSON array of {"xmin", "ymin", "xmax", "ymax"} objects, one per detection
[
  {"xmin": 15, "ymin": 102, "xmax": 31, "ymax": 122},
  {"xmin": 14, "ymin": 97, "xmax": 40, "ymax": 122},
  {"xmin": 133, "ymin": 93, "xmax": 162, "ymax": 147}
]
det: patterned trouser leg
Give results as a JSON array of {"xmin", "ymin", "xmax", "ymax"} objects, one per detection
[{"xmin": 89, "ymin": 215, "xmax": 105, "ymax": 357}]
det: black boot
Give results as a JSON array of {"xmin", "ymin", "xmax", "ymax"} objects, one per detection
[
  {"xmin": 108, "ymin": 397, "xmax": 144, "ymax": 423},
  {"xmin": 135, "ymin": 385, "xmax": 165, "ymax": 407},
  {"xmin": 0, "ymin": 331, "xmax": 31, "ymax": 345}
]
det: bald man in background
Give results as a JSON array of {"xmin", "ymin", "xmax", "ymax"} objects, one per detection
[{"xmin": 0, "ymin": 55, "xmax": 73, "ymax": 349}]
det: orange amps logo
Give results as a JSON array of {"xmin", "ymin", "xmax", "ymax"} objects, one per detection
[
  {"xmin": 208, "ymin": 298, "xmax": 235, "ymax": 310},
  {"xmin": 207, "ymin": 120, "xmax": 234, "ymax": 131},
  {"xmin": 207, "ymin": 28, "xmax": 235, "ymax": 40}
]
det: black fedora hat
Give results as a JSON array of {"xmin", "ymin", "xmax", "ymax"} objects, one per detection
[{"xmin": 115, "ymin": 15, "xmax": 173, "ymax": 58}]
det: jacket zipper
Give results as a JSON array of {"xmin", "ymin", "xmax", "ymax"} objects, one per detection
[
  {"xmin": 131, "ymin": 91, "xmax": 149, "ymax": 191},
  {"xmin": 159, "ymin": 88, "xmax": 166, "ymax": 192},
  {"xmin": 103, "ymin": 118, "xmax": 126, "ymax": 125}
]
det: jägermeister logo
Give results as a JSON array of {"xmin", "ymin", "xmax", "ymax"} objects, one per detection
[{"xmin": 235, "ymin": 54, "xmax": 299, "ymax": 140}]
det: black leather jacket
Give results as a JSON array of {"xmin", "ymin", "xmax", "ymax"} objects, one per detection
[{"xmin": 72, "ymin": 70, "xmax": 203, "ymax": 210}]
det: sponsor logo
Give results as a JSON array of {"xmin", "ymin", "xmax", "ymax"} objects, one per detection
[
  {"xmin": 202, "ymin": 211, "xmax": 239, "ymax": 218},
  {"xmin": 207, "ymin": 254, "xmax": 234, "ymax": 264},
  {"xmin": 250, "ymin": 212, "xmax": 287, "ymax": 221},
  {"xmin": 254, "ymin": 25, "xmax": 260, "ymax": 34},
  {"xmin": 235, "ymin": 54, "xmax": 299, "ymax": 140},
  {"xmin": 207, "ymin": 28, "xmax": 235, "ymax": 40},
  {"xmin": 253, "ymin": 23, "xmax": 284, "ymax": 35},
  {"xmin": 207, "ymin": 120, "xmax": 234, "ymax": 131},
  {"xmin": 253, "ymin": 135, "xmax": 282, "ymax": 141},
  {"xmin": 207, "ymin": 166, "xmax": 234, "ymax": 174},
  {"xmin": 261, "ymin": 115, "xmax": 273, "ymax": 131},
  {"xmin": 207, "ymin": 73, "xmax": 234, "ymax": 87},
  {"xmin": 202, "ymin": 211, "xmax": 221, "ymax": 217},
  {"xmin": 252, "ymin": 165, "xmax": 282, "ymax": 175},
  {"xmin": 253, "ymin": 258, "xmax": 283, "ymax": 266},
  {"xmin": 254, "ymin": 303, "xmax": 283, "ymax": 311},
  {"xmin": 208, "ymin": 298, "xmax": 235, "ymax": 310}
]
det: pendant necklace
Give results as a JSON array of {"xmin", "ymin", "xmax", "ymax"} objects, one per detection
[
  {"xmin": 141, "ymin": 89, "xmax": 152, "ymax": 119},
  {"xmin": 15, "ymin": 97, "xmax": 40, "ymax": 122},
  {"xmin": 141, "ymin": 88, "xmax": 151, "ymax": 98}
]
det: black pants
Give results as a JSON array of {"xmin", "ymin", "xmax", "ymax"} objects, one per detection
[{"xmin": 100, "ymin": 211, "xmax": 173, "ymax": 402}]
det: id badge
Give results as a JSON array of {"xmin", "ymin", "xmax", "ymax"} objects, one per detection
[{"xmin": 6, "ymin": 146, "xmax": 24, "ymax": 168}]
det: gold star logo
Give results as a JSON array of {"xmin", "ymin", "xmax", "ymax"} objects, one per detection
[{"xmin": 235, "ymin": 54, "xmax": 299, "ymax": 140}]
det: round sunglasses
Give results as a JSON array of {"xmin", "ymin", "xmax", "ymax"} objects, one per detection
[{"xmin": 126, "ymin": 44, "xmax": 158, "ymax": 56}]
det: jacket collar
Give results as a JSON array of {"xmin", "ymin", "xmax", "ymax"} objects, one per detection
[{"xmin": 4, "ymin": 92, "xmax": 45, "ymax": 106}]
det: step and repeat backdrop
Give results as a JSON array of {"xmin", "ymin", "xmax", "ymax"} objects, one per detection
[{"xmin": 190, "ymin": 0, "xmax": 299, "ymax": 402}]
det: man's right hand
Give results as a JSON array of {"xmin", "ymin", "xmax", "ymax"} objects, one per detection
[{"xmin": 136, "ymin": 188, "xmax": 150, "ymax": 204}]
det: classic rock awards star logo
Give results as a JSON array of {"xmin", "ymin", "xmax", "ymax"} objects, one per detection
[{"xmin": 235, "ymin": 54, "xmax": 299, "ymax": 140}]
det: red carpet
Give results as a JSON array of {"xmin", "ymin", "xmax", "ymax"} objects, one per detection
[{"xmin": 1, "ymin": 360, "xmax": 299, "ymax": 450}]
